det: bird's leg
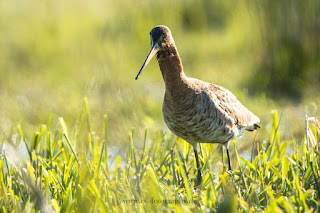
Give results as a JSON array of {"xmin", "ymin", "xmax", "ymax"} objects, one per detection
[
  {"xmin": 194, "ymin": 148, "xmax": 202, "ymax": 185},
  {"xmin": 226, "ymin": 148, "xmax": 233, "ymax": 171},
  {"xmin": 224, "ymin": 143, "xmax": 232, "ymax": 171}
]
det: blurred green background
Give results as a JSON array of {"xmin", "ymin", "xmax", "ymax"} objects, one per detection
[{"xmin": 0, "ymin": 0, "xmax": 319, "ymax": 149}]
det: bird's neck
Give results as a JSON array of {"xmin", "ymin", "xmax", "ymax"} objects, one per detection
[{"xmin": 156, "ymin": 44, "xmax": 187, "ymax": 91}]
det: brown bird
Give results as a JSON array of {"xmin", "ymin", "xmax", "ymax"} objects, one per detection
[{"xmin": 135, "ymin": 25, "xmax": 260, "ymax": 184}]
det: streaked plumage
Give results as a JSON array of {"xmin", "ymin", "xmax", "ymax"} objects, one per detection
[{"xmin": 135, "ymin": 25, "xmax": 260, "ymax": 184}]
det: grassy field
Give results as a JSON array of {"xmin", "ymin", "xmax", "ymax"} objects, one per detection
[
  {"xmin": 1, "ymin": 0, "xmax": 320, "ymax": 212},
  {"xmin": 1, "ymin": 108, "xmax": 320, "ymax": 212}
]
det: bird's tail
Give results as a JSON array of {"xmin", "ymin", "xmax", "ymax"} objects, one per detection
[{"xmin": 245, "ymin": 123, "xmax": 260, "ymax": 131}]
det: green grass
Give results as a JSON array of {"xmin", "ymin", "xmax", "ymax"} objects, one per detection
[{"xmin": 1, "ymin": 104, "xmax": 319, "ymax": 212}]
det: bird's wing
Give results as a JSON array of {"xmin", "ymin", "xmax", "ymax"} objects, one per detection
[{"xmin": 205, "ymin": 83, "xmax": 260, "ymax": 129}]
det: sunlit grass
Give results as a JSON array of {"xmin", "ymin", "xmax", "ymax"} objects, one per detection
[{"xmin": 1, "ymin": 104, "xmax": 319, "ymax": 212}]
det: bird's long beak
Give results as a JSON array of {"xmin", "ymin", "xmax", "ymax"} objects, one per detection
[{"xmin": 135, "ymin": 43, "xmax": 158, "ymax": 80}]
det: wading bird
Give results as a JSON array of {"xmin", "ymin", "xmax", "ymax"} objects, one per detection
[{"xmin": 135, "ymin": 25, "xmax": 260, "ymax": 184}]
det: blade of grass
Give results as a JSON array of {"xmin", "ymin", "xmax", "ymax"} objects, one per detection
[
  {"xmin": 176, "ymin": 158, "xmax": 192, "ymax": 202},
  {"xmin": 234, "ymin": 141, "xmax": 248, "ymax": 190},
  {"xmin": 310, "ymin": 161, "xmax": 320, "ymax": 198},
  {"xmin": 84, "ymin": 97, "xmax": 91, "ymax": 132},
  {"xmin": 267, "ymin": 110, "xmax": 282, "ymax": 161},
  {"xmin": 96, "ymin": 141, "xmax": 106, "ymax": 177},
  {"xmin": 171, "ymin": 149, "xmax": 177, "ymax": 186},
  {"xmin": 0, "ymin": 132, "xmax": 4, "ymax": 155},
  {"xmin": 267, "ymin": 162, "xmax": 281, "ymax": 179},
  {"xmin": 104, "ymin": 114, "xmax": 108, "ymax": 162},
  {"xmin": 18, "ymin": 125, "xmax": 32, "ymax": 162},
  {"xmin": 59, "ymin": 117, "xmax": 79, "ymax": 162},
  {"xmin": 63, "ymin": 133, "xmax": 79, "ymax": 162},
  {"xmin": 282, "ymin": 156, "xmax": 289, "ymax": 187}
]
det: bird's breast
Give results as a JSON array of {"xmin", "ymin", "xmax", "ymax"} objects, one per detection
[{"xmin": 162, "ymin": 88, "xmax": 238, "ymax": 145}]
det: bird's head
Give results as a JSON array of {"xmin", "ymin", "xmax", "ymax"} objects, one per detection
[{"xmin": 135, "ymin": 25, "xmax": 174, "ymax": 80}]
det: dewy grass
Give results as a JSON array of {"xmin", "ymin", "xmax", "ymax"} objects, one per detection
[{"xmin": 0, "ymin": 104, "xmax": 320, "ymax": 212}]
